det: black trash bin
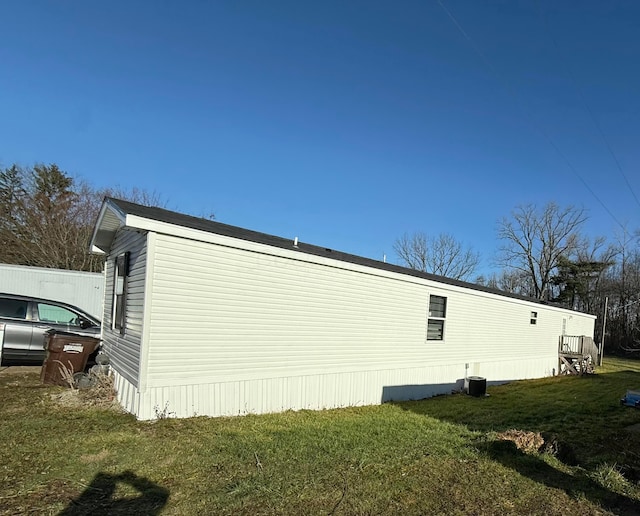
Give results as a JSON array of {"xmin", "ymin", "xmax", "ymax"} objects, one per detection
[{"xmin": 41, "ymin": 330, "xmax": 101, "ymax": 386}]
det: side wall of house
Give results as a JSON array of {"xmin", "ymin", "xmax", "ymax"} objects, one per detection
[
  {"xmin": 101, "ymin": 228, "xmax": 148, "ymax": 413},
  {"xmin": 123, "ymin": 232, "xmax": 595, "ymax": 420}
]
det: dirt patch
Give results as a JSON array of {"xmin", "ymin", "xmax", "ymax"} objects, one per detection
[
  {"xmin": 494, "ymin": 430, "xmax": 578, "ymax": 465},
  {"xmin": 0, "ymin": 366, "xmax": 45, "ymax": 391},
  {"xmin": 626, "ymin": 423, "xmax": 640, "ymax": 433},
  {"xmin": 496, "ymin": 429, "xmax": 544, "ymax": 454},
  {"xmin": 0, "ymin": 365, "xmax": 41, "ymax": 375},
  {"xmin": 0, "ymin": 478, "xmax": 79, "ymax": 515}
]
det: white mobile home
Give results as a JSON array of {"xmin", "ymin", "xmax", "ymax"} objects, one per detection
[{"xmin": 90, "ymin": 198, "xmax": 596, "ymax": 420}]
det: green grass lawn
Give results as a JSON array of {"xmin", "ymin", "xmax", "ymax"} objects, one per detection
[{"xmin": 2, "ymin": 358, "xmax": 640, "ymax": 515}]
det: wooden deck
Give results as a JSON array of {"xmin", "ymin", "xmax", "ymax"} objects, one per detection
[{"xmin": 558, "ymin": 335, "xmax": 599, "ymax": 375}]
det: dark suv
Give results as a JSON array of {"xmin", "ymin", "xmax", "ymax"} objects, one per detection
[{"xmin": 0, "ymin": 293, "xmax": 101, "ymax": 365}]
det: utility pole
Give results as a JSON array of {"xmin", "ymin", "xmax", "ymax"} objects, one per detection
[{"xmin": 599, "ymin": 296, "xmax": 608, "ymax": 366}]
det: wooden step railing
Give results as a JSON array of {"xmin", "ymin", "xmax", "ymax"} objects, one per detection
[{"xmin": 558, "ymin": 335, "xmax": 599, "ymax": 375}]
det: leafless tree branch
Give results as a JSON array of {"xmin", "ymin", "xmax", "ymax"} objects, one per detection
[{"xmin": 393, "ymin": 231, "xmax": 480, "ymax": 281}]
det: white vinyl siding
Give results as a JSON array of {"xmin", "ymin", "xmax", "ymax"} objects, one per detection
[
  {"xmin": 102, "ymin": 229, "xmax": 148, "ymax": 387},
  {"xmin": 140, "ymin": 232, "xmax": 595, "ymax": 394},
  {"xmin": 144, "ymin": 234, "xmax": 428, "ymax": 386}
]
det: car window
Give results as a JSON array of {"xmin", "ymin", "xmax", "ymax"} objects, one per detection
[
  {"xmin": 36, "ymin": 303, "xmax": 80, "ymax": 326},
  {"xmin": 0, "ymin": 298, "xmax": 28, "ymax": 319}
]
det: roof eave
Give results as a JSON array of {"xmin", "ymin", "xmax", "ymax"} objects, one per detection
[{"xmin": 89, "ymin": 199, "xmax": 127, "ymax": 255}]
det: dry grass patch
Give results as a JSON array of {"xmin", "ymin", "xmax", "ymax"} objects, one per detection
[
  {"xmin": 49, "ymin": 371, "xmax": 121, "ymax": 411},
  {"xmin": 80, "ymin": 449, "xmax": 111, "ymax": 464},
  {"xmin": 78, "ymin": 371, "xmax": 119, "ymax": 408}
]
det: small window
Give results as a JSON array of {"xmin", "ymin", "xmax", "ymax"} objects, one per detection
[
  {"xmin": 530, "ymin": 311, "xmax": 537, "ymax": 325},
  {"xmin": 112, "ymin": 252, "xmax": 129, "ymax": 334},
  {"xmin": 429, "ymin": 295, "xmax": 447, "ymax": 318},
  {"xmin": 428, "ymin": 295, "xmax": 447, "ymax": 341},
  {"xmin": 427, "ymin": 319, "xmax": 445, "ymax": 340}
]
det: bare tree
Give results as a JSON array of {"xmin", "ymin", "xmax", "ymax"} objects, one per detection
[
  {"xmin": 394, "ymin": 231, "xmax": 480, "ymax": 280},
  {"xmin": 496, "ymin": 202, "xmax": 587, "ymax": 300},
  {"xmin": 477, "ymin": 269, "xmax": 536, "ymax": 297},
  {"xmin": 602, "ymin": 228, "xmax": 640, "ymax": 352}
]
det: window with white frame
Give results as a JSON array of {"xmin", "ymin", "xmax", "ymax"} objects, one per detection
[
  {"xmin": 112, "ymin": 252, "xmax": 129, "ymax": 334},
  {"xmin": 427, "ymin": 295, "xmax": 447, "ymax": 340}
]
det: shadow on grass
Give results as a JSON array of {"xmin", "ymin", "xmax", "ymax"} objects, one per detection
[
  {"xmin": 389, "ymin": 369, "xmax": 640, "ymax": 513},
  {"xmin": 59, "ymin": 470, "xmax": 169, "ymax": 515},
  {"xmin": 484, "ymin": 439, "xmax": 640, "ymax": 515}
]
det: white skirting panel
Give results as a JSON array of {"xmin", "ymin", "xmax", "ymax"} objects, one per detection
[
  {"xmin": 112, "ymin": 369, "xmax": 141, "ymax": 417},
  {"xmin": 113, "ymin": 354, "xmax": 558, "ymax": 420}
]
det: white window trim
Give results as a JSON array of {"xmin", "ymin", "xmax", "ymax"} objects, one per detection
[
  {"xmin": 427, "ymin": 295, "xmax": 447, "ymax": 341},
  {"xmin": 112, "ymin": 252, "xmax": 129, "ymax": 334}
]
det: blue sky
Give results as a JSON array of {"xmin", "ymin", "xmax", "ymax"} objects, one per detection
[{"xmin": 1, "ymin": 1, "xmax": 639, "ymax": 276}]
